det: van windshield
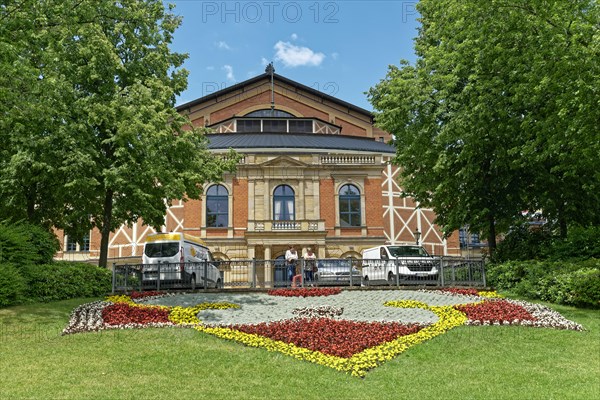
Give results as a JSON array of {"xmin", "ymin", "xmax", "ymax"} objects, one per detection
[
  {"xmin": 387, "ymin": 246, "xmax": 429, "ymax": 257},
  {"xmin": 144, "ymin": 242, "xmax": 179, "ymax": 258}
]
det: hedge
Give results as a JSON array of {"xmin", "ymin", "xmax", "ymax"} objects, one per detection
[
  {"xmin": 0, "ymin": 222, "xmax": 59, "ymax": 265},
  {"xmin": 487, "ymin": 259, "xmax": 600, "ymax": 307},
  {"xmin": 20, "ymin": 262, "xmax": 112, "ymax": 303},
  {"xmin": 0, "ymin": 264, "xmax": 27, "ymax": 307}
]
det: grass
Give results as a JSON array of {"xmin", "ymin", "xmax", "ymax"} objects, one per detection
[{"xmin": 0, "ymin": 296, "xmax": 599, "ymax": 400}]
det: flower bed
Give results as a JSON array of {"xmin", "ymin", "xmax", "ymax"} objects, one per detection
[
  {"xmin": 62, "ymin": 289, "xmax": 584, "ymax": 376},
  {"xmin": 440, "ymin": 288, "xmax": 480, "ymax": 296},
  {"xmin": 224, "ymin": 318, "xmax": 423, "ymax": 358},
  {"xmin": 102, "ymin": 302, "xmax": 171, "ymax": 325},
  {"xmin": 292, "ymin": 306, "xmax": 343, "ymax": 319},
  {"xmin": 454, "ymin": 300, "xmax": 536, "ymax": 324},
  {"xmin": 62, "ymin": 294, "xmax": 239, "ymax": 334},
  {"xmin": 129, "ymin": 291, "xmax": 163, "ymax": 299},
  {"xmin": 267, "ymin": 287, "xmax": 341, "ymax": 297}
]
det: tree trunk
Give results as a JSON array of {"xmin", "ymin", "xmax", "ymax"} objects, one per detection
[
  {"xmin": 487, "ymin": 214, "xmax": 497, "ymax": 257},
  {"xmin": 98, "ymin": 188, "xmax": 114, "ymax": 268},
  {"xmin": 557, "ymin": 201, "xmax": 568, "ymax": 238}
]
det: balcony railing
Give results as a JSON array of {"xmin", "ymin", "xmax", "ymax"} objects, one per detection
[
  {"xmin": 320, "ymin": 155, "xmax": 376, "ymax": 164},
  {"xmin": 248, "ymin": 220, "xmax": 325, "ymax": 232}
]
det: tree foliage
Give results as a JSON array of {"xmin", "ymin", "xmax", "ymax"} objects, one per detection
[
  {"xmin": 368, "ymin": 0, "xmax": 599, "ymax": 249},
  {"xmin": 0, "ymin": 1, "xmax": 238, "ymax": 267}
]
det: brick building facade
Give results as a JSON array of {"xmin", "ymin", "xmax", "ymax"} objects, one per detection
[{"xmin": 56, "ymin": 71, "xmax": 460, "ymax": 263}]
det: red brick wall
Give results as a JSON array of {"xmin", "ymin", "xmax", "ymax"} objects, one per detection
[
  {"xmin": 365, "ymin": 177, "xmax": 385, "ymax": 236},
  {"xmin": 208, "ymin": 91, "xmax": 330, "ymax": 124},
  {"xmin": 184, "ymin": 199, "xmax": 202, "ymax": 229},
  {"xmin": 319, "ymin": 178, "xmax": 335, "ymax": 234},
  {"xmin": 233, "ymin": 178, "xmax": 248, "ymax": 237},
  {"xmin": 336, "ymin": 117, "xmax": 367, "ymax": 136}
]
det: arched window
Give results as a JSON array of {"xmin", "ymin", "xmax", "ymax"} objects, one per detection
[
  {"xmin": 273, "ymin": 185, "xmax": 295, "ymax": 221},
  {"xmin": 339, "ymin": 184, "xmax": 361, "ymax": 227},
  {"xmin": 244, "ymin": 109, "xmax": 295, "ymax": 118},
  {"xmin": 206, "ymin": 185, "xmax": 228, "ymax": 227}
]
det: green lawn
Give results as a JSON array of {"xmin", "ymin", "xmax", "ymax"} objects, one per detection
[{"xmin": 0, "ymin": 296, "xmax": 598, "ymax": 400}]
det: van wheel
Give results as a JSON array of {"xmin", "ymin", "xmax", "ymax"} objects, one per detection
[
  {"xmin": 190, "ymin": 274, "xmax": 196, "ymax": 291},
  {"xmin": 388, "ymin": 271, "xmax": 395, "ymax": 285}
]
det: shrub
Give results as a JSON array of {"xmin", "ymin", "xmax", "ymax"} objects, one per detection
[
  {"xmin": 21, "ymin": 262, "xmax": 111, "ymax": 302},
  {"xmin": 493, "ymin": 225, "xmax": 600, "ymax": 263},
  {"xmin": 544, "ymin": 225, "xmax": 600, "ymax": 261},
  {"xmin": 493, "ymin": 225, "xmax": 553, "ymax": 262},
  {"xmin": 487, "ymin": 259, "xmax": 600, "ymax": 307},
  {"xmin": 0, "ymin": 263, "xmax": 26, "ymax": 307},
  {"xmin": 0, "ymin": 222, "xmax": 59, "ymax": 266}
]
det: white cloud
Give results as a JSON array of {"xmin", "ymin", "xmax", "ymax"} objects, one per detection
[
  {"xmin": 261, "ymin": 57, "xmax": 269, "ymax": 67},
  {"xmin": 274, "ymin": 41, "xmax": 325, "ymax": 67},
  {"xmin": 222, "ymin": 65, "xmax": 235, "ymax": 81},
  {"xmin": 217, "ymin": 41, "xmax": 231, "ymax": 50},
  {"xmin": 291, "ymin": 33, "xmax": 298, "ymax": 41}
]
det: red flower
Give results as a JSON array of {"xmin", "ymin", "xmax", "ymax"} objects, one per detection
[
  {"xmin": 102, "ymin": 303, "xmax": 170, "ymax": 325},
  {"xmin": 129, "ymin": 291, "xmax": 162, "ymax": 299},
  {"xmin": 267, "ymin": 288, "xmax": 341, "ymax": 297},
  {"xmin": 225, "ymin": 318, "xmax": 423, "ymax": 358},
  {"xmin": 440, "ymin": 288, "xmax": 480, "ymax": 296},
  {"xmin": 455, "ymin": 300, "xmax": 536, "ymax": 323}
]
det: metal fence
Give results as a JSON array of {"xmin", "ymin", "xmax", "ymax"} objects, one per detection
[{"xmin": 111, "ymin": 257, "xmax": 486, "ymax": 293}]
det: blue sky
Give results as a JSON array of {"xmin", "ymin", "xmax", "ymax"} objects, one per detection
[{"xmin": 169, "ymin": 1, "xmax": 420, "ymax": 111}]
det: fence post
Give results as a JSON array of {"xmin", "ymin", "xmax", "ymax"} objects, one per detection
[
  {"xmin": 440, "ymin": 259, "xmax": 445, "ymax": 287},
  {"xmin": 348, "ymin": 257, "xmax": 353, "ymax": 287},
  {"xmin": 111, "ymin": 263, "xmax": 117, "ymax": 294},
  {"xmin": 251, "ymin": 258, "xmax": 257, "ymax": 288},
  {"xmin": 481, "ymin": 260, "xmax": 487, "ymax": 287},
  {"xmin": 204, "ymin": 260, "xmax": 208, "ymax": 291},
  {"xmin": 157, "ymin": 263, "xmax": 161, "ymax": 291},
  {"xmin": 124, "ymin": 266, "xmax": 129, "ymax": 294}
]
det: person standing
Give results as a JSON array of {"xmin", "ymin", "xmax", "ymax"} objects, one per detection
[
  {"xmin": 303, "ymin": 247, "xmax": 316, "ymax": 286},
  {"xmin": 285, "ymin": 245, "xmax": 298, "ymax": 285}
]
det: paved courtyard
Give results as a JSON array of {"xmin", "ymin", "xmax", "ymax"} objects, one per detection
[{"xmin": 142, "ymin": 289, "xmax": 480, "ymax": 326}]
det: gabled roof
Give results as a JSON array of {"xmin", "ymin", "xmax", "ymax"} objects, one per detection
[
  {"xmin": 207, "ymin": 133, "xmax": 395, "ymax": 154},
  {"xmin": 176, "ymin": 72, "xmax": 374, "ymax": 118}
]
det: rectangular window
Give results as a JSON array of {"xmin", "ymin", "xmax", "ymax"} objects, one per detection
[
  {"xmin": 81, "ymin": 233, "xmax": 90, "ymax": 252},
  {"xmin": 340, "ymin": 200, "xmax": 361, "ymax": 227},
  {"xmin": 66, "ymin": 235, "xmax": 77, "ymax": 252},
  {"xmin": 206, "ymin": 198, "xmax": 228, "ymax": 227},
  {"xmin": 262, "ymin": 120, "xmax": 287, "ymax": 133},
  {"xmin": 236, "ymin": 119, "xmax": 261, "ymax": 132},
  {"xmin": 289, "ymin": 120, "xmax": 313, "ymax": 133}
]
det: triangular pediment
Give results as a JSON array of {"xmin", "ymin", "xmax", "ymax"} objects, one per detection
[
  {"xmin": 177, "ymin": 73, "xmax": 372, "ymax": 118},
  {"xmin": 259, "ymin": 155, "xmax": 309, "ymax": 168}
]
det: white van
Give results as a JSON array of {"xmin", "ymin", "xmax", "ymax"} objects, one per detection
[
  {"xmin": 361, "ymin": 245, "xmax": 438, "ymax": 284},
  {"xmin": 142, "ymin": 232, "xmax": 222, "ymax": 289}
]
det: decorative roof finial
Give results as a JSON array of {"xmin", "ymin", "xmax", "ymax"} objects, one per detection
[{"xmin": 265, "ymin": 62, "xmax": 275, "ymax": 75}]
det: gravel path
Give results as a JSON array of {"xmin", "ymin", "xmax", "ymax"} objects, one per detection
[{"xmin": 141, "ymin": 289, "xmax": 480, "ymax": 326}]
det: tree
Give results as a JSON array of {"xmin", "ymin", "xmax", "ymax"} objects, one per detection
[
  {"xmin": 1, "ymin": 1, "xmax": 238, "ymax": 267},
  {"xmin": 368, "ymin": 0, "xmax": 599, "ymax": 250},
  {"xmin": 0, "ymin": 0, "xmax": 81, "ymax": 228}
]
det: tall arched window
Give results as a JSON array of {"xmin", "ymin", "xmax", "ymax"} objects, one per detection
[
  {"xmin": 206, "ymin": 185, "xmax": 228, "ymax": 227},
  {"xmin": 339, "ymin": 184, "xmax": 361, "ymax": 227},
  {"xmin": 273, "ymin": 185, "xmax": 295, "ymax": 221}
]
